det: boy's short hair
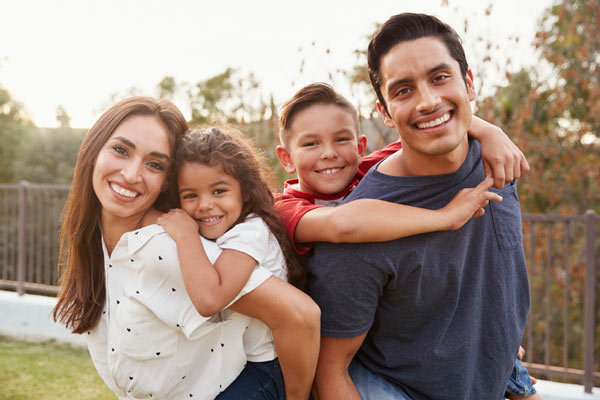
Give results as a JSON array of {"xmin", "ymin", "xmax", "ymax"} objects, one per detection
[
  {"xmin": 368, "ymin": 13, "xmax": 469, "ymax": 115},
  {"xmin": 278, "ymin": 83, "xmax": 359, "ymax": 148}
]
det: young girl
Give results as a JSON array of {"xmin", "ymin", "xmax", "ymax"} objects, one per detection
[{"xmin": 158, "ymin": 126, "xmax": 318, "ymax": 400}]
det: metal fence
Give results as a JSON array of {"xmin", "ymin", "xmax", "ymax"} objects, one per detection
[{"xmin": 0, "ymin": 181, "xmax": 598, "ymax": 392}]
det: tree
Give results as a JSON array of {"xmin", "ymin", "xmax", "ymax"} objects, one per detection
[
  {"xmin": 12, "ymin": 127, "xmax": 85, "ymax": 184},
  {"xmin": 0, "ymin": 83, "xmax": 30, "ymax": 183},
  {"xmin": 478, "ymin": 0, "xmax": 599, "ymax": 215},
  {"xmin": 56, "ymin": 104, "xmax": 71, "ymax": 128}
]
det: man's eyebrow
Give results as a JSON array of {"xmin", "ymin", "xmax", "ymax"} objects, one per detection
[{"xmin": 110, "ymin": 136, "xmax": 170, "ymax": 160}]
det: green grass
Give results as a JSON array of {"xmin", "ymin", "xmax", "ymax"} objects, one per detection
[{"xmin": 0, "ymin": 337, "xmax": 115, "ymax": 399}]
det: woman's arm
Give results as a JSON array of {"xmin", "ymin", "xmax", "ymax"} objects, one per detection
[
  {"xmin": 157, "ymin": 209, "xmax": 256, "ymax": 317},
  {"xmin": 468, "ymin": 116, "xmax": 530, "ymax": 188},
  {"xmin": 294, "ymin": 176, "xmax": 501, "ymax": 244},
  {"xmin": 230, "ymin": 276, "xmax": 321, "ymax": 400}
]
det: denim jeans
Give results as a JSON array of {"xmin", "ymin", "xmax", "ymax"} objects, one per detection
[
  {"xmin": 348, "ymin": 358, "xmax": 412, "ymax": 400},
  {"xmin": 505, "ymin": 359, "xmax": 537, "ymax": 397},
  {"xmin": 217, "ymin": 358, "xmax": 285, "ymax": 400}
]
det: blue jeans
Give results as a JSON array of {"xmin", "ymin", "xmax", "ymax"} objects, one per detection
[
  {"xmin": 505, "ymin": 359, "xmax": 537, "ymax": 398},
  {"xmin": 348, "ymin": 358, "xmax": 412, "ymax": 400},
  {"xmin": 217, "ymin": 359, "xmax": 285, "ymax": 400}
]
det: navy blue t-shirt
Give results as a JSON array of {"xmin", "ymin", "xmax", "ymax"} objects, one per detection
[{"xmin": 307, "ymin": 140, "xmax": 530, "ymax": 400}]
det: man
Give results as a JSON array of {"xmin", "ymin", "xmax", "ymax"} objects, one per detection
[{"xmin": 307, "ymin": 13, "xmax": 530, "ymax": 400}]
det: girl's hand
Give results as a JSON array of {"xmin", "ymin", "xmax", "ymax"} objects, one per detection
[
  {"xmin": 157, "ymin": 208, "xmax": 199, "ymax": 242},
  {"xmin": 441, "ymin": 177, "xmax": 502, "ymax": 230}
]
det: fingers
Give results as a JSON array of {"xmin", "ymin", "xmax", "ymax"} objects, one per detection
[{"xmin": 518, "ymin": 346, "xmax": 525, "ymax": 360}]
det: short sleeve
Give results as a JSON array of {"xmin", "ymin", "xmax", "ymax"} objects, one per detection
[
  {"xmin": 307, "ymin": 242, "xmax": 388, "ymax": 338},
  {"xmin": 216, "ymin": 215, "xmax": 269, "ymax": 263},
  {"xmin": 358, "ymin": 140, "xmax": 402, "ymax": 175},
  {"xmin": 274, "ymin": 194, "xmax": 322, "ymax": 255}
]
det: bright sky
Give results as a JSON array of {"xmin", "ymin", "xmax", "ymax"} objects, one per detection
[{"xmin": 1, "ymin": 0, "xmax": 554, "ymax": 128}]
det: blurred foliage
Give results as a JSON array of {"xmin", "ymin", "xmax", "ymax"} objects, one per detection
[
  {"xmin": 477, "ymin": 0, "xmax": 599, "ymax": 215},
  {"xmin": 13, "ymin": 126, "xmax": 86, "ymax": 184},
  {"xmin": 0, "ymin": 83, "xmax": 31, "ymax": 183}
]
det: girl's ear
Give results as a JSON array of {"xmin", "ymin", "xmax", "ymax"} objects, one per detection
[{"xmin": 276, "ymin": 145, "xmax": 297, "ymax": 175}]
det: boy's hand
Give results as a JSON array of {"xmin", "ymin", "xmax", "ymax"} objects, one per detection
[
  {"xmin": 480, "ymin": 125, "xmax": 530, "ymax": 189},
  {"xmin": 157, "ymin": 209, "xmax": 199, "ymax": 242},
  {"xmin": 442, "ymin": 177, "xmax": 502, "ymax": 230}
]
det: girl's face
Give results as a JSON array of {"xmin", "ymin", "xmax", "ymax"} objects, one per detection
[
  {"xmin": 92, "ymin": 115, "xmax": 171, "ymax": 223},
  {"xmin": 178, "ymin": 162, "xmax": 244, "ymax": 240}
]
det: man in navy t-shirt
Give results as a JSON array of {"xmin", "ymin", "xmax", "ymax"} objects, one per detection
[{"xmin": 307, "ymin": 13, "xmax": 530, "ymax": 400}]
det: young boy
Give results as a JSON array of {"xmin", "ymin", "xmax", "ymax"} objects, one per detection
[{"xmin": 274, "ymin": 82, "xmax": 539, "ymax": 399}]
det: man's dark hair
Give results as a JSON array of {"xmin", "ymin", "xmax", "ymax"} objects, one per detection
[{"xmin": 367, "ymin": 13, "xmax": 469, "ymax": 114}]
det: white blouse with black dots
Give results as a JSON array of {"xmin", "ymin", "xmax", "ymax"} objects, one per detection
[{"xmin": 86, "ymin": 224, "xmax": 273, "ymax": 399}]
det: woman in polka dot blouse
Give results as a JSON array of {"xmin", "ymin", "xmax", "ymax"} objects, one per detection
[{"xmin": 53, "ymin": 97, "xmax": 320, "ymax": 399}]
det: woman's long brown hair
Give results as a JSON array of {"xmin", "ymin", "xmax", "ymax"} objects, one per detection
[
  {"xmin": 174, "ymin": 126, "xmax": 307, "ymax": 290},
  {"xmin": 52, "ymin": 97, "xmax": 188, "ymax": 334}
]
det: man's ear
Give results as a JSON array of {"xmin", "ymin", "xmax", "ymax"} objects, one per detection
[
  {"xmin": 357, "ymin": 135, "xmax": 367, "ymax": 157},
  {"xmin": 466, "ymin": 69, "xmax": 476, "ymax": 101},
  {"xmin": 276, "ymin": 145, "xmax": 297, "ymax": 175},
  {"xmin": 377, "ymin": 101, "xmax": 395, "ymax": 129}
]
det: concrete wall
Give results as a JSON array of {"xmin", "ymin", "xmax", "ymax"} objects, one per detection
[{"xmin": 0, "ymin": 290, "xmax": 85, "ymax": 347}]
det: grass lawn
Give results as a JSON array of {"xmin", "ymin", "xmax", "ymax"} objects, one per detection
[{"xmin": 0, "ymin": 336, "xmax": 115, "ymax": 399}]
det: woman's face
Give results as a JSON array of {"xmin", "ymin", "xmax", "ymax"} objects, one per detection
[{"xmin": 92, "ymin": 114, "xmax": 172, "ymax": 222}]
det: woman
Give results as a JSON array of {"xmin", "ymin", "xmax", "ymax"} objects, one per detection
[{"xmin": 53, "ymin": 97, "xmax": 320, "ymax": 399}]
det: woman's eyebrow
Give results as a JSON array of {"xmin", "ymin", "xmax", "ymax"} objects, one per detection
[{"xmin": 111, "ymin": 136, "xmax": 169, "ymax": 160}]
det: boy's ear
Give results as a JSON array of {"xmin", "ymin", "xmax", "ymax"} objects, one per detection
[
  {"xmin": 276, "ymin": 145, "xmax": 297, "ymax": 175},
  {"xmin": 377, "ymin": 101, "xmax": 395, "ymax": 129},
  {"xmin": 357, "ymin": 135, "xmax": 367, "ymax": 157}
]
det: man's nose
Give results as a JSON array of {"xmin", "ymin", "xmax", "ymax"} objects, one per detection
[{"xmin": 415, "ymin": 84, "xmax": 441, "ymax": 113}]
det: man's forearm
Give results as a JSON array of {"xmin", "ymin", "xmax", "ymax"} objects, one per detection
[{"xmin": 314, "ymin": 368, "xmax": 361, "ymax": 400}]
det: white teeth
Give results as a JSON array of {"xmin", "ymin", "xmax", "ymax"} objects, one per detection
[
  {"xmin": 319, "ymin": 168, "xmax": 341, "ymax": 175},
  {"xmin": 110, "ymin": 183, "xmax": 137, "ymax": 198},
  {"xmin": 200, "ymin": 216, "xmax": 220, "ymax": 223},
  {"xmin": 416, "ymin": 112, "xmax": 450, "ymax": 129}
]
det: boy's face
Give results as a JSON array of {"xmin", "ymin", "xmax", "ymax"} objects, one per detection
[
  {"xmin": 276, "ymin": 104, "xmax": 366, "ymax": 195},
  {"xmin": 377, "ymin": 36, "xmax": 475, "ymax": 165}
]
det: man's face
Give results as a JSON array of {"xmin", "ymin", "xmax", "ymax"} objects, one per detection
[
  {"xmin": 377, "ymin": 36, "xmax": 475, "ymax": 164},
  {"xmin": 276, "ymin": 104, "xmax": 366, "ymax": 195}
]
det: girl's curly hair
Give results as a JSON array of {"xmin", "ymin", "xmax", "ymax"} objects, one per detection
[{"xmin": 174, "ymin": 126, "xmax": 306, "ymax": 290}]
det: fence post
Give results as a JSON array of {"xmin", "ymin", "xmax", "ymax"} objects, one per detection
[
  {"xmin": 16, "ymin": 181, "xmax": 29, "ymax": 296},
  {"xmin": 583, "ymin": 209, "xmax": 597, "ymax": 393}
]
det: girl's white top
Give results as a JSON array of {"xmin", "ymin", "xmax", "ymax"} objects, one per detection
[
  {"xmin": 87, "ymin": 216, "xmax": 278, "ymax": 399},
  {"xmin": 217, "ymin": 214, "xmax": 288, "ymax": 362}
]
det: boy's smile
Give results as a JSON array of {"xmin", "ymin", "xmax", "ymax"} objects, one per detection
[{"xmin": 277, "ymin": 104, "xmax": 366, "ymax": 195}]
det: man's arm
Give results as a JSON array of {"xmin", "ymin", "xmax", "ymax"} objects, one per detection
[
  {"xmin": 468, "ymin": 116, "xmax": 530, "ymax": 188},
  {"xmin": 314, "ymin": 334, "xmax": 367, "ymax": 400}
]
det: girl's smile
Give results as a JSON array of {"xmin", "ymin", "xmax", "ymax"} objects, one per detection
[{"xmin": 178, "ymin": 162, "xmax": 244, "ymax": 240}]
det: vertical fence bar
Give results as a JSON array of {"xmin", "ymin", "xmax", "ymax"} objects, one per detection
[
  {"xmin": 527, "ymin": 220, "xmax": 535, "ymax": 358},
  {"xmin": 583, "ymin": 210, "xmax": 596, "ymax": 393},
  {"xmin": 562, "ymin": 221, "xmax": 570, "ymax": 369},
  {"xmin": 16, "ymin": 181, "xmax": 28, "ymax": 296},
  {"xmin": 545, "ymin": 224, "xmax": 552, "ymax": 366}
]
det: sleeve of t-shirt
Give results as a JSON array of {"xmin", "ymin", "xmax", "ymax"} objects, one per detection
[
  {"xmin": 306, "ymin": 241, "xmax": 388, "ymax": 338},
  {"xmin": 215, "ymin": 216, "xmax": 274, "ymax": 301},
  {"xmin": 274, "ymin": 193, "xmax": 322, "ymax": 255},
  {"xmin": 358, "ymin": 140, "xmax": 402, "ymax": 175}
]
